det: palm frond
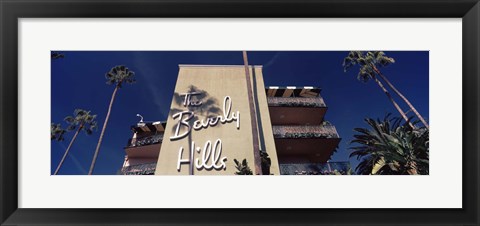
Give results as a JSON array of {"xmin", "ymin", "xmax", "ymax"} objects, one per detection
[
  {"xmin": 104, "ymin": 65, "xmax": 136, "ymax": 87},
  {"xmin": 350, "ymin": 113, "xmax": 429, "ymax": 175},
  {"xmin": 343, "ymin": 51, "xmax": 396, "ymax": 83},
  {"xmin": 51, "ymin": 123, "xmax": 67, "ymax": 141},
  {"xmin": 62, "ymin": 108, "xmax": 98, "ymax": 135}
]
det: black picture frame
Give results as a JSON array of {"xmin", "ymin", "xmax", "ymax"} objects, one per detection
[{"xmin": 1, "ymin": 0, "xmax": 479, "ymax": 225}]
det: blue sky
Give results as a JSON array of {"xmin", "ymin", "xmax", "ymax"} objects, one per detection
[{"xmin": 51, "ymin": 51, "xmax": 429, "ymax": 175}]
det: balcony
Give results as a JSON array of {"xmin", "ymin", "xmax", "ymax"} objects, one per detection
[
  {"xmin": 279, "ymin": 162, "xmax": 351, "ymax": 175},
  {"xmin": 125, "ymin": 133, "xmax": 163, "ymax": 158},
  {"xmin": 121, "ymin": 162, "xmax": 157, "ymax": 175},
  {"xmin": 267, "ymin": 97, "xmax": 327, "ymax": 125},
  {"xmin": 272, "ymin": 125, "xmax": 339, "ymax": 139},
  {"xmin": 127, "ymin": 133, "xmax": 163, "ymax": 148},
  {"xmin": 267, "ymin": 97, "xmax": 326, "ymax": 107},
  {"xmin": 272, "ymin": 125, "xmax": 341, "ymax": 162}
]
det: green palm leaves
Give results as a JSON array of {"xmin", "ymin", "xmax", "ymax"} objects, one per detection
[
  {"xmin": 234, "ymin": 159, "xmax": 253, "ymax": 175},
  {"xmin": 52, "ymin": 109, "xmax": 97, "ymax": 175},
  {"xmin": 343, "ymin": 51, "xmax": 395, "ymax": 82},
  {"xmin": 105, "ymin": 65, "xmax": 136, "ymax": 88},
  {"xmin": 51, "ymin": 123, "xmax": 66, "ymax": 141},
  {"xmin": 64, "ymin": 109, "xmax": 98, "ymax": 134},
  {"xmin": 350, "ymin": 114, "xmax": 429, "ymax": 175}
]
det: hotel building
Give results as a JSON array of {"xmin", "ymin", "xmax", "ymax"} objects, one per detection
[{"xmin": 120, "ymin": 65, "xmax": 348, "ymax": 175}]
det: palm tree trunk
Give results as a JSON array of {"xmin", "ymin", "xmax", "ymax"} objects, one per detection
[
  {"xmin": 242, "ymin": 51, "xmax": 262, "ymax": 175},
  {"xmin": 373, "ymin": 66, "xmax": 429, "ymax": 129},
  {"xmin": 372, "ymin": 76, "xmax": 415, "ymax": 129},
  {"xmin": 54, "ymin": 125, "xmax": 82, "ymax": 175},
  {"xmin": 89, "ymin": 85, "xmax": 119, "ymax": 175},
  {"xmin": 189, "ymin": 133, "xmax": 194, "ymax": 175}
]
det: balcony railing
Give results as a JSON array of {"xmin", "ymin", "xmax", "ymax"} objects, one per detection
[
  {"xmin": 267, "ymin": 97, "xmax": 326, "ymax": 108},
  {"xmin": 280, "ymin": 162, "xmax": 351, "ymax": 175},
  {"xmin": 127, "ymin": 133, "xmax": 163, "ymax": 148},
  {"xmin": 272, "ymin": 125, "xmax": 339, "ymax": 139},
  {"xmin": 121, "ymin": 163, "xmax": 157, "ymax": 175}
]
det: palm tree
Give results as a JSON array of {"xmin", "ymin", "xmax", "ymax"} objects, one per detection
[
  {"xmin": 343, "ymin": 51, "xmax": 414, "ymax": 129},
  {"xmin": 89, "ymin": 65, "xmax": 135, "ymax": 175},
  {"xmin": 54, "ymin": 109, "xmax": 97, "ymax": 175},
  {"xmin": 350, "ymin": 114, "xmax": 429, "ymax": 175},
  {"xmin": 343, "ymin": 51, "xmax": 429, "ymax": 129},
  {"xmin": 242, "ymin": 51, "xmax": 262, "ymax": 175},
  {"xmin": 51, "ymin": 123, "xmax": 66, "ymax": 141}
]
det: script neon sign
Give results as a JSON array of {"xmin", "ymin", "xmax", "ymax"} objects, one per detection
[{"xmin": 171, "ymin": 92, "xmax": 240, "ymax": 172}]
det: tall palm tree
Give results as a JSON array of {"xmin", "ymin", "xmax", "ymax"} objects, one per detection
[
  {"xmin": 344, "ymin": 51, "xmax": 429, "ymax": 129},
  {"xmin": 350, "ymin": 114, "xmax": 429, "ymax": 175},
  {"xmin": 242, "ymin": 51, "xmax": 262, "ymax": 175},
  {"xmin": 54, "ymin": 109, "xmax": 97, "ymax": 175},
  {"xmin": 343, "ymin": 51, "xmax": 414, "ymax": 129},
  {"xmin": 89, "ymin": 65, "xmax": 135, "ymax": 175}
]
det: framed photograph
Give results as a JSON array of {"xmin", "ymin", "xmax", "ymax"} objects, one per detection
[{"xmin": 1, "ymin": 0, "xmax": 479, "ymax": 225}]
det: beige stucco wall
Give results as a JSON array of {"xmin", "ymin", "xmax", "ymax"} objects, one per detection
[{"xmin": 155, "ymin": 65, "xmax": 279, "ymax": 175}]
